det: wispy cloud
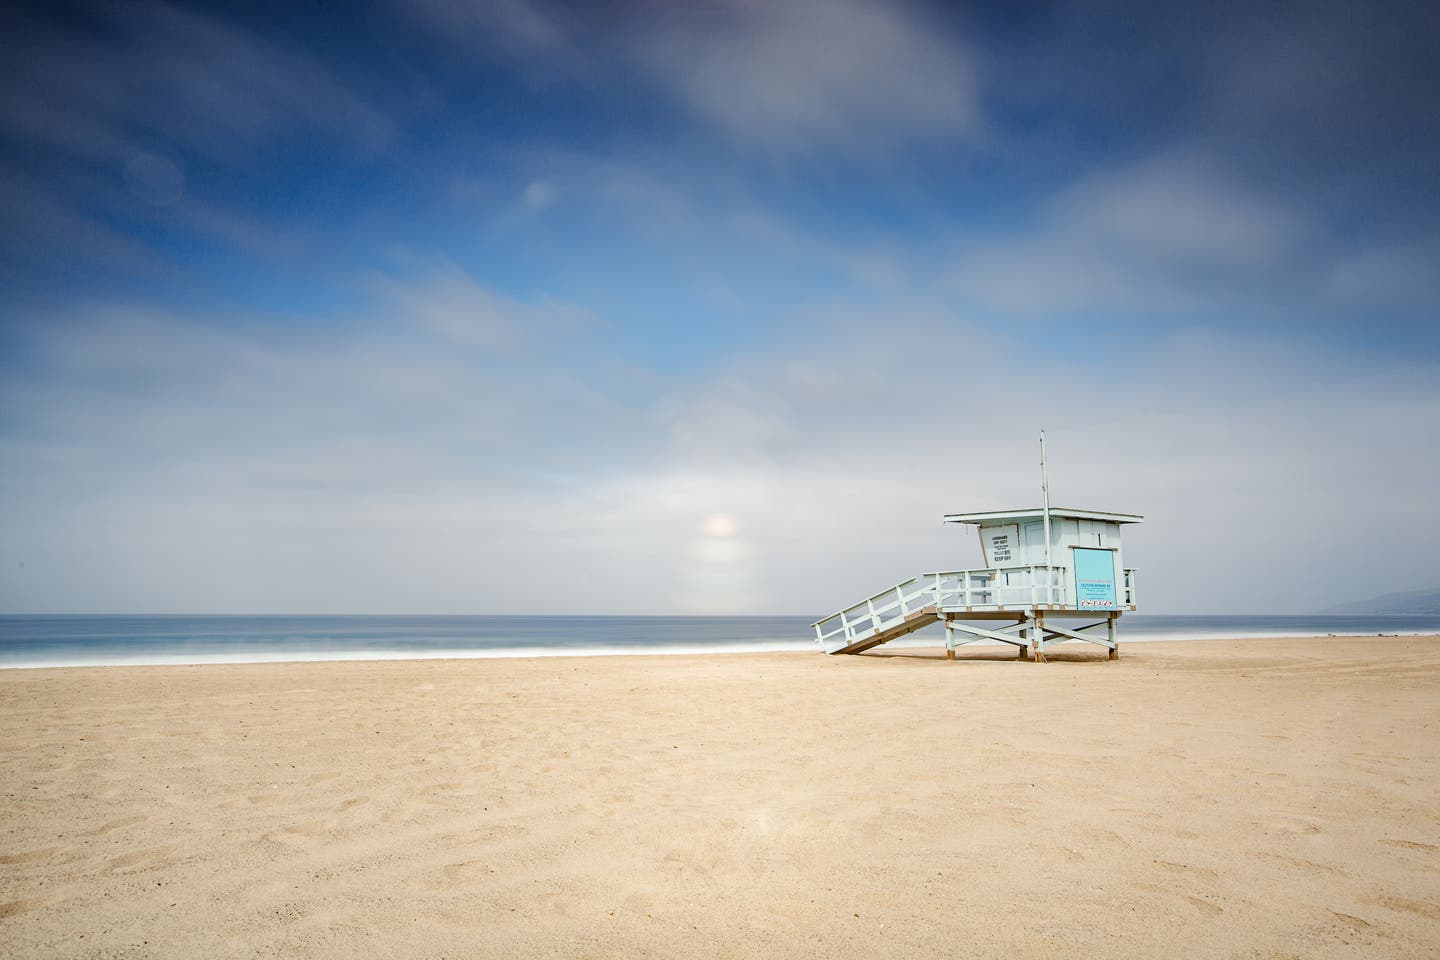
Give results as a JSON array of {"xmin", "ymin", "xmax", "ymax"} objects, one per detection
[
  {"xmin": 950, "ymin": 154, "xmax": 1313, "ymax": 316},
  {"xmin": 397, "ymin": 0, "xmax": 979, "ymax": 155},
  {"xmin": 630, "ymin": 0, "xmax": 978, "ymax": 154},
  {"xmin": 403, "ymin": 0, "xmax": 576, "ymax": 65},
  {"xmin": 372, "ymin": 260, "xmax": 592, "ymax": 353},
  {"xmin": 0, "ymin": 2, "xmax": 397, "ymax": 288},
  {"xmin": 1, "ymin": 2, "xmax": 393, "ymax": 161},
  {"xmin": 3, "ymin": 285, "xmax": 1436, "ymax": 615},
  {"xmin": 945, "ymin": 144, "xmax": 1440, "ymax": 335},
  {"xmin": 0, "ymin": 277, "xmax": 652, "ymax": 613}
]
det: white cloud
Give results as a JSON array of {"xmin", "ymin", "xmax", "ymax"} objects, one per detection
[
  {"xmin": 629, "ymin": 0, "xmax": 978, "ymax": 154},
  {"xmin": 373, "ymin": 260, "xmax": 589, "ymax": 351},
  {"xmin": 520, "ymin": 178, "xmax": 555, "ymax": 212},
  {"xmin": 401, "ymin": 0, "xmax": 979, "ymax": 154},
  {"xmin": 947, "ymin": 149, "xmax": 1440, "ymax": 327},
  {"xmin": 2, "ymin": 282, "xmax": 1436, "ymax": 616},
  {"xmin": 951, "ymin": 154, "xmax": 1313, "ymax": 315}
]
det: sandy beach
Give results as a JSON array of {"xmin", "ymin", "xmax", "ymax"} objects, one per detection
[{"xmin": 2, "ymin": 635, "xmax": 1437, "ymax": 958}]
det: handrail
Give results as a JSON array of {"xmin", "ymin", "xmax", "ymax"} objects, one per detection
[
  {"xmin": 815, "ymin": 585, "xmax": 931, "ymax": 635},
  {"xmin": 809, "ymin": 574, "xmax": 924, "ymax": 627},
  {"xmin": 918, "ymin": 564, "xmax": 1062, "ymax": 578},
  {"xmin": 811, "ymin": 573, "xmax": 938, "ymax": 646}
]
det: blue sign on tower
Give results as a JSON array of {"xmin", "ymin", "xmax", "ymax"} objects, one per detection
[{"xmin": 1073, "ymin": 547, "xmax": 1118, "ymax": 610}]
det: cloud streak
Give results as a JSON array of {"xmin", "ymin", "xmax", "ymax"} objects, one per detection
[
  {"xmin": 3, "ymin": 279, "xmax": 1436, "ymax": 615},
  {"xmin": 631, "ymin": 0, "xmax": 979, "ymax": 155},
  {"xmin": 1, "ymin": 2, "xmax": 392, "ymax": 161},
  {"xmin": 950, "ymin": 155, "xmax": 1313, "ymax": 316}
]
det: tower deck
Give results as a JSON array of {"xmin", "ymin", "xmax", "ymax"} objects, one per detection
[{"xmin": 811, "ymin": 564, "xmax": 1137, "ymax": 658}]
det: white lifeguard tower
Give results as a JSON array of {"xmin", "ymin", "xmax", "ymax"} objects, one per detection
[{"xmin": 811, "ymin": 435, "xmax": 1141, "ymax": 662}]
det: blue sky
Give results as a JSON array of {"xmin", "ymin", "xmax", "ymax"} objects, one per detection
[{"xmin": 1, "ymin": 0, "xmax": 1437, "ymax": 614}]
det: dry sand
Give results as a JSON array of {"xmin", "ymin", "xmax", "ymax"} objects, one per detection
[{"xmin": 1, "ymin": 635, "xmax": 1438, "ymax": 959}]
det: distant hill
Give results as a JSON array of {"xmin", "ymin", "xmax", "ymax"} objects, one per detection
[{"xmin": 1323, "ymin": 588, "xmax": 1440, "ymax": 615}]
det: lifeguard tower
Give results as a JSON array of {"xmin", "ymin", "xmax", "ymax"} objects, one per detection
[{"xmin": 810, "ymin": 435, "xmax": 1141, "ymax": 662}]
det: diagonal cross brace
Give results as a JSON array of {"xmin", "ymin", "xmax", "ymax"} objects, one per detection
[
  {"xmin": 1038, "ymin": 620, "xmax": 1116, "ymax": 648},
  {"xmin": 944, "ymin": 620, "xmax": 1031, "ymax": 649}
]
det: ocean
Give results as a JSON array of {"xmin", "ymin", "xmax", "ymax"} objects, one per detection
[{"xmin": 1, "ymin": 613, "xmax": 1438, "ymax": 668}]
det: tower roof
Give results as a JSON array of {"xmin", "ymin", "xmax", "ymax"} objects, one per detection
[{"xmin": 943, "ymin": 507, "xmax": 1143, "ymax": 525}]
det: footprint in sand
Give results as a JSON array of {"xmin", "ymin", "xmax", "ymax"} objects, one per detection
[
  {"xmin": 1184, "ymin": 896, "xmax": 1223, "ymax": 915},
  {"xmin": 81, "ymin": 815, "xmax": 147, "ymax": 837},
  {"xmin": 1085, "ymin": 828, "xmax": 1131, "ymax": 847},
  {"xmin": 440, "ymin": 860, "xmax": 491, "ymax": 883},
  {"xmin": 0, "ymin": 894, "xmax": 58, "ymax": 918},
  {"xmin": 0, "ymin": 847, "xmax": 58, "ymax": 866},
  {"xmin": 1249, "ymin": 851, "xmax": 1346, "ymax": 876},
  {"xmin": 1110, "ymin": 807, "xmax": 1164, "ymax": 821},
  {"xmin": 105, "ymin": 845, "xmax": 173, "ymax": 873},
  {"xmin": 624, "ymin": 892, "xmax": 656, "ymax": 911},
  {"xmin": 1154, "ymin": 860, "xmax": 1219, "ymax": 880},
  {"xmin": 1257, "ymin": 815, "xmax": 1323, "ymax": 835},
  {"xmin": 260, "ymin": 820, "xmax": 332, "ymax": 846},
  {"xmin": 1371, "ymin": 897, "xmax": 1440, "ymax": 921},
  {"xmin": 1133, "ymin": 882, "xmax": 1223, "ymax": 916},
  {"xmin": 1380, "ymin": 839, "xmax": 1439, "ymax": 855},
  {"xmin": 537, "ymin": 891, "xmax": 575, "ymax": 917},
  {"xmin": 662, "ymin": 849, "xmax": 718, "ymax": 876}
]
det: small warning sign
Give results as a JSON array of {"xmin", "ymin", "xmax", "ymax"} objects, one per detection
[{"xmin": 982, "ymin": 524, "xmax": 1021, "ymax": 567}]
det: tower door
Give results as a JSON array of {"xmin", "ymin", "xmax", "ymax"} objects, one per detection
[{"xmin": 1022, "ymin": 522, "xmax": 1046, "ymax": 565}]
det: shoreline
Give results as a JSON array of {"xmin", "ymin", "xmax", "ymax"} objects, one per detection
[{"xmin": 1, "ymin": 628, "xmax": 1437, "ymax": 670}]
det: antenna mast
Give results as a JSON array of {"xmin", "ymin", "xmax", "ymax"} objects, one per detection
[{"xmin": 1040, "ymin": 430, "xmax": 1053, "ymax": 570}]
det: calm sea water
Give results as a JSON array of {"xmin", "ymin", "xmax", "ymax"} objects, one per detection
[{"xmin": 1, "ymin": 613, "xmax": 1438, "ymax": 668}]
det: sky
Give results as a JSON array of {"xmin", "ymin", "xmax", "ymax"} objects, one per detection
[{"xmin": 1, "ymin": 0, "xmax": 1437, "ymax": 615}]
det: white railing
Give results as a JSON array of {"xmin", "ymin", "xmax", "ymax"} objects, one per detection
[
  {"xmin": 929, "ymin": 565, "xmax": 1066, "ymax": 609},
  {"xmin": 810, "ymin": 575, "xmax": 936, "ymax": 651},
  {"xmin": 812, "ymin": 566, "xmax": 1139, "ymax": 651}
]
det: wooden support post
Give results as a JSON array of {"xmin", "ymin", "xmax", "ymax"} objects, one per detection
[
  {"xmin": 1108, "ymin": 614, "xmax": 1118, "ymax": 660},
  {"xmin": 1032, "ymin": 616, "xmax": 1047, "ymax": 663}
]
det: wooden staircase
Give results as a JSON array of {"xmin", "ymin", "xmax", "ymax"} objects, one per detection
[
  {"xmin": 825, "ymin": 604, "xmax": 939, "ymax": 654},
  {"xmin": 811, "ymin": 576, "xmax": 943, "ymax": 654}
]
